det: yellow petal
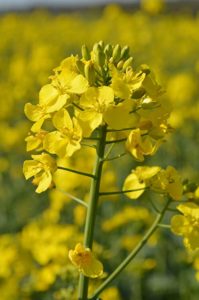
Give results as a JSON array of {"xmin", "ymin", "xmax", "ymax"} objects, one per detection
[
  {"xmin": 39, "ymin": 84, "xmax": 59, "ymax": 105},
  {"xmin": 23, "ymin": 160, "xmax": 41, "ymax": 179},
  {"xmin": 53, "ymin": 109, "xmax": 73, "ymax": 131},
  {"xmin": 24, "ymin": 103, "xmax": 45, "ymax": 122},
  {"xmin": 69, "ymin": 74, "xmax": 88, "ymax": 94},
  {"xmin": 35, "ymin": 170, "xmax": 52, "ymax": 193},
  {"xmin": 123, "ymin": 173, "xmax": 146, "ymax": 199}
]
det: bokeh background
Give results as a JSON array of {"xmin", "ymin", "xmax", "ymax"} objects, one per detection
[{"xmin": 0, "ymin": 0, "xmax": 199, "ymax": 299}]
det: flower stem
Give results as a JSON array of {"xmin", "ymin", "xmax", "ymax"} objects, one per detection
[
  {"xmin": 58, "ymin": 166, "xmax": 95, "ymax": 179},
  {"xmin": 78, "ymin": 125, "xmax": 107, "ymax": 300},
  {"xmin": 89, "ymin": 198, "xmax": 171, "ymax": 300},
  {"xmin": 99, "ymin": 187, "xmax": 148, "ymax": 196}
]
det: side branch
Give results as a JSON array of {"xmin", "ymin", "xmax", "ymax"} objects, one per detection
[
  {"xmin": 99, "ymin": 187, "xmax": 147, "ymax": 196},
  {"xmin": 58, "ymin": 166, "xmax": 95, "ymax": 179},
  {"xmin": 89, "ymin": 198, "xmax": 171, "ymax": 300}
]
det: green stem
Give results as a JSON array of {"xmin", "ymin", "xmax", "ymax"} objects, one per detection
[
  {"xmin": 58, "ymin": 166, "xmax": 95, "ymax": 179},
  {"xmin": 89, "ymin": 198, "xmax": 171, "ymax": 300},
  {"xmin": 105, "ymin": 137, "xmax": 126, "ymax": 144},
  {"xmin": 99, "ymin": 187, "xmax": 148, "ymax": 196},
  {"xmin": 78, "ymin": 125, "xmax": 107, "ymax": 300}
]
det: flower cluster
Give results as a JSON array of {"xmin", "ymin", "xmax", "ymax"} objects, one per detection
[
  {"xmin": 24, "ymin": 42, "xmax": 171, "ymax": 193},
  {"xmin": 123, "ymin": 165, "xmax": 183, "ymax": 201},
  {"xmin": 171, "ymin": 202, "xmax": 199, "ymax": 251}
]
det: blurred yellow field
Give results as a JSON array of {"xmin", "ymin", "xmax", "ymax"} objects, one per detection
[{"xmin": 0, "ymin": 3, "xmax": 199, "ymax": 300}]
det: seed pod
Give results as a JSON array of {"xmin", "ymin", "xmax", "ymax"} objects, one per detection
[
  {"xmin": 112, "ymin": 44, "xmax": 121, "ymax": 63},
  {"xmin": 84, "ymin": 63, "xmax": 95, "ymax": 85},
  {"xmin": 81, "ymin": 44, "xmax": 90, "ymax": 60},
  {"xmin": 76, "ymin": 60, "xmax": 85, "ymax": 75},
  {"xmin": 123, "ymin": 57, "xmax": 133, "ymax": 69},
  {"xmin": 121, "ymin": 45, "xmax": 130, "ymax": 60}
]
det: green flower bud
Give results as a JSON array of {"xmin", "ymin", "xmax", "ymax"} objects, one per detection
[
  {"xmin": 117, "ymin": 60, "xmax": 124, "ymax": 69},
  {"xmin": 123, "ymin": 57, "xmax": 133, "ymax": 69},
  {"xmin": 84, "ymin": 62, "xmax": 95, "ymax": 85},
  {"xmin": 121, "ymin": 45, "xmax": 130, "ymax": 60},
  {"xmin": 98, "ymin": 40, "xmax": 104, "ymax": 49},
  {"xmin": 76, "ymin": 60, "xmax": 85, "ymax": 75},
  {"xmin": 81, "ymin": 44, "xmax": 90, "ymax": 60},
  {"xmin": 132, "ymin": 87, "xmax": 146, "ymax": 99},
  {"xmin": 93, "ymin": 43, "xmax": 105, "ymax": 67},
  {"xmin": 104, "ymin": 44, "xmax": 112, "ymax": 58},
  {"xmin": 112, "ymin": 44, "xmax": 121, "ymax": 63}
]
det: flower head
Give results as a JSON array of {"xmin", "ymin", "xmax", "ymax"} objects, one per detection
[
  {"xmin": 23, "ymin": 153, "xmax": 57, "ymax": 193},
  {"xmin": 171, "ymin": 202, "xmax": 199, "ymax": 251},
  {"xmin": 68, "ymin": 243, "xmax": 103, "ymax": 278}
]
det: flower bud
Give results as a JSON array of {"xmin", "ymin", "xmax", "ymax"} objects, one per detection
[
  {"xmin": 112, "ymin": 44, "xmax": 121, "ymax": 63},
  {"xmin": 121, "ymin": 45, "xmax": 130, "ymax": 60},
  {"xmin": 76, "ymin": 60, "xmax": 85, "ymax": 75},
  {"xmin": 81, "ymin": 44, "xmax": 90, "ymax": 60},
  {"xmin": 104, "ymin": 44, "xmax": 112, "ymax": 58},
  {"xmin": 123, "ymin": 57, "xmax": 133, "ymax": 69},
  {"xmin": 84, "ymin": 62, "xmax": 95, "ymax": 85},
  {"xmin": 93, "ymin": 43, "xmax": 105, "ymax": 67},
  {"xmin": 117, "ymin": 60, "xmax": 124, "ymax": 69}
]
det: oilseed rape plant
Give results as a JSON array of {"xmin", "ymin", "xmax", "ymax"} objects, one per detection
[{"xmin": 23, "ymin": 41, "xmax": 199, "ymax": 300}]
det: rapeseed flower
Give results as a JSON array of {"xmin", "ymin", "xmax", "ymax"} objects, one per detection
[{"xmin": 69, "ymin": 243, "xmax": 103, "ymax": 278}]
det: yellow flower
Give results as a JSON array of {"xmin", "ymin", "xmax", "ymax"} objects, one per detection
[
  {"xmin": 123, "ymin": 166, "xmax": 160, "ymax": 200},
  {"xmin": 104, "ymin": 99, "xmax": 139, "ymax": 130},
  {"xmin": 123, "ymin": 172, "xmax": 146, "ymax": 200},
  {"xmin": 68, "ymin": 243, "xmax": 103, "ymax": 278},
  {"xmin": 110, "ymin": 65, "xmax": 145, "ymax": 100},
  {"xmin": 78, "ymin": 86, "xmax": 114, "ymax": 133},
  {"xmin": 44, "ymin": 109, "xmax": 82, "ymax": 157},
  {"xmin": 150, "ymin": 166, "xmax": 183, "ymax": 200},
  {"xmin": 24, "ymin": 84, "xmax": 70, "ymax": 132},
  {"xmin": 25, "ymin": 130, "xmax": 48, "ymax": 151},
  {"xmin": 23, "ymin": 153, "xmax": 57, "ymax": 193},
  {"xmin": 171, "ymin": 202, "xmax": 199, "ymax": 251},
  {"xmin": 126, "ymin": 128, "xmax": 158, "ymax": 161}
]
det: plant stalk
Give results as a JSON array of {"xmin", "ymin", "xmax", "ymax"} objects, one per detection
[{"xmin": 78, "ymin": 125, "xmax": 107, "ymax": 300}]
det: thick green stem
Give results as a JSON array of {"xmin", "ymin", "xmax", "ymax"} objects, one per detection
[
  {"xmin": 78, "ymin": 125, "xmax": 107, "ymax": 300},
  {"xmin": 89, "ymin": 198, "xmax": 171, "ymax": 300}
]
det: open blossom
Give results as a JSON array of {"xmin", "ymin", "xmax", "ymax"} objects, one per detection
[
  {"xmin": 77, "ymin": 86, "xmax": 114, "ymax": 133},
  {"xmin": 44, "ymin": 109, "xmax": 82, "ymax": 157},
  {"xmin": 126, "ymin": 128, "xmax": 158, "ymax": 161},
  {"xmin": 171, "ymin": 202, "xmax": 199, "ymax": 251},
  {"xmin": 150, "ymin": 166, "xmax": 183, "ymax": 200},
  {"xmin": 23, "ymin": 153, "xmax": 57, "ymax": 193},
  {"xmin": 123, "ymin": 166, "xmax": 182, "ymax": 201},
  {"xmin": 68, "ymin": 243, "xmax": 103, "ymax": 278}
]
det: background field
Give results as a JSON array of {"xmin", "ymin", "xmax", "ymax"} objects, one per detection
[{"xmin": 0, "ymin": 1, "xmax": 199, "ymax": 299}]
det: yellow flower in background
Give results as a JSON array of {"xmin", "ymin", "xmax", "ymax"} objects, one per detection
[
  {"xmin": 101, "ymin": 286, "xmax": 121, "ymax": 300},
  {"xmin": 44, "ymin": 109, "xmax": 82, "ymax": 157},
  {"xmin": 78, "ymin": 86, "xmax": 114, "ymax": 132},
  {"xmin": 69, "ymin": 243, "xmax": 103, "ymax": 278},
  {"xmin": 126, "ymin": 128, "xmax": 158, "ymax": 161},
  {"xmin": 171, "ymin": 202, "xmax": 199, "ymax": 251},
  {"xmin": 23, "ymin": 152, "xmax": 57, "ymax": 193}
]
